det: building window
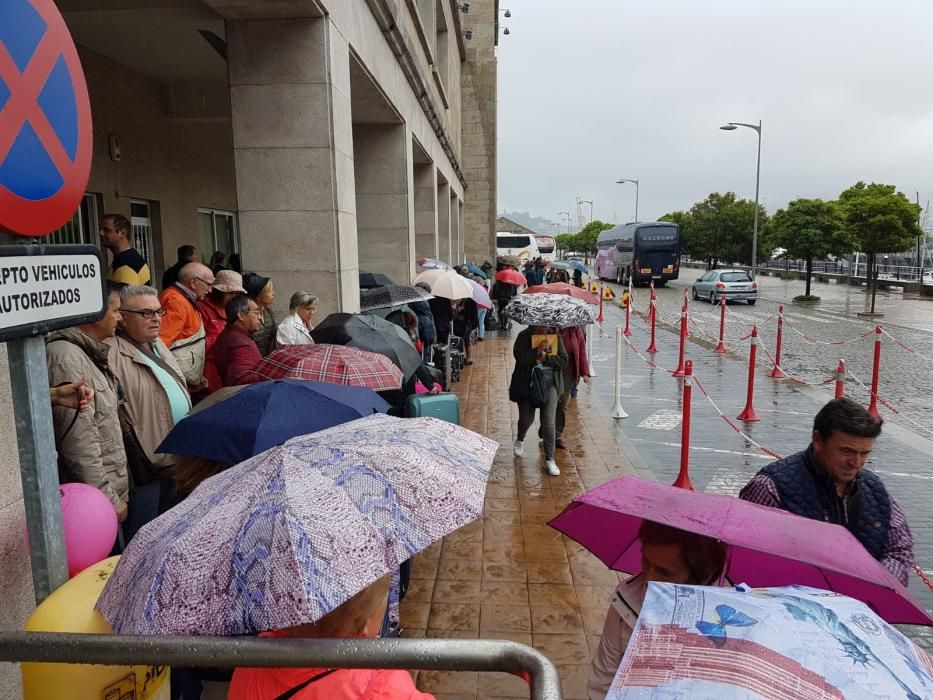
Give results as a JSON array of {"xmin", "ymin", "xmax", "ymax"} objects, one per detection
[
  {"xmin": 39, "ymin": 194, "xmax": 101, "ymax": 247},
  {"xmin": 435, "ymin": 0, "xmax": 449, "ymax": 92},
  {"xmin": 197, "ymin": 208, "xmax": 240, "ymax": 263},
  {"xmin": 130, "ymin": 199, "xmax": 156, "ymax": 269}
]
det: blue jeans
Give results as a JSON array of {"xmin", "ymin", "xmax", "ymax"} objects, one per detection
[
  {"xmin": 477, "ymin": 307, "xmax": 487, "ymax": 339},
  {"xmin": 123, "ymin": 476, "xmax": 175, "ymax": 544}
]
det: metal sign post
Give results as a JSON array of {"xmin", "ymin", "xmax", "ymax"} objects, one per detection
[
  {"xmin": 8, "ymin": 337, "xmax": 69, "ymax": 601},
  {"xmin": 1, "ymin": 0, "xmax": 98, "ymax": 601},
  {"xmin": 0, "ymin": 245, "xmax": 106, "ymax": 602}
]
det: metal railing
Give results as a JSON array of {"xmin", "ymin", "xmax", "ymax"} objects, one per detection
[{"xmin": 0, "ymin": 633, "xmax": 564, "ymax": 699}]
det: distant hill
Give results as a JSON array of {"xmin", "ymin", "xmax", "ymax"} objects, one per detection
[{"xmin": 499, "ymin": 210, "xmax": 559, "ymax": 235}]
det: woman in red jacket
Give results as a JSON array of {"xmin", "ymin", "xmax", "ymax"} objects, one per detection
[
  {"xmin": 198, "ymin": 270, "xmax": 247, "ymax": 392},
  {"xmin": 229, "ymin": 574, "xmax": 433, "ymax": 700}
]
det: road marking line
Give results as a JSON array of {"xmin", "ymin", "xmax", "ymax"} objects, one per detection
[
  {"xmin": 636, "ymin": 410, "xmax": 682, "ymax": 430},
  {"xmin": 629, "ymin": 438, "xmax": 773, "ymax": 459}
]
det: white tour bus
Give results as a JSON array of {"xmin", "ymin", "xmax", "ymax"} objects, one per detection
[
  {"xmin": 534, "ymin": 235, "xmax": 557, "ymax": 262},
  {"xmin": 496, "ymin": 232, "xmax": 540, "ymax": 263}
]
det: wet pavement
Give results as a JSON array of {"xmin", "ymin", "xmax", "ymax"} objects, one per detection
[
  {"xmin": 405, "ymin": 334, "xmax": 640, "ymax": 699},
  {"xmin": 406, "ymin": 275, "xmax": 933, "ymax": 697}
]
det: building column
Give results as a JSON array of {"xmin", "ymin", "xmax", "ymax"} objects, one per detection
[
  {"xmin": 354, "ymin": 124, "xmax": 414, "ymax": 286},
  {"xmin": 227, "ymin": 17, "xmax": 359, "ymax": 317},
  {"xmin": 414, "ymin": 163, "xmax": 438, "ymax": 260},
  {"xmin": 450, "ymin": 192, "xmax": 461, "ymax": 265},
  {"xmin": 437, "ymin": 178, "xmax": 451, "ymax": 263}
]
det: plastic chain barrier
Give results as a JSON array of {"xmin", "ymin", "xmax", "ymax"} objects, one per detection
[{"xmin": 881, "ymin": 328, "xmax": 933, "ymax": 366}]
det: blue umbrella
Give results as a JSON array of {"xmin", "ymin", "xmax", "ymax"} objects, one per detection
[
  {"xmin": 464, "ymin": 263, "xmax": 487, "ymax": 279},
  {"xmin": 157, "ymin": 379, "xmax": 390, "ymax": 464}
]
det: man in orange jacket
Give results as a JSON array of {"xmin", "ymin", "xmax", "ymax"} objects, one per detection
[{"xmin": 159, "ymin": 262, "xmax": 214, "ymax": 394}]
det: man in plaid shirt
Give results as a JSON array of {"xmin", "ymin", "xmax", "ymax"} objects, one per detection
[{"xmin": 740, "ymin": 398, "xmax": 913, "ymax": 586}]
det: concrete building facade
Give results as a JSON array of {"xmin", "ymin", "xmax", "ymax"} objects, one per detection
[{"xmin": 0, "ymin": 1, "xmax": 498, "ymax": 694}]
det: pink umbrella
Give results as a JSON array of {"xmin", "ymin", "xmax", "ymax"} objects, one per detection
[
  {"xmin": 466, "ymin": 278, "xmax": 492, "ymax": 309},
  {"xmin": 549, "ymin": 475, "xmax": 932, "ymax": 625}
]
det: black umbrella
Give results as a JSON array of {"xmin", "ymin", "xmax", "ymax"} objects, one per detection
[
  {"xmin": 310, "ymin": 313, "xmax": 422, "ymax": 380},
  {"xmin": 360, "ymin": 284, "xmax": 433, "ymax": 312},
  {"xmin": 359, "ymin": 271, "xmax": 395, "ymax": 289}
]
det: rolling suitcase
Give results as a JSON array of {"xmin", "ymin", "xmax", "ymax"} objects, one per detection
[{"xmin": 405, "ymin": 392, "xmax": 461, "ymax": 425}]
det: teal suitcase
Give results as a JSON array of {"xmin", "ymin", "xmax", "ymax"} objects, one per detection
[{"xmin": 405, "ymin": 393, "xmax": 460, "ymax": 425}]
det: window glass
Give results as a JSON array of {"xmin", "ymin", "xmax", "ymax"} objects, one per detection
[
  {"xmin": 497, "ymin": 235, "xmax": 531, "ymax": 248},
  {"xmin": 720, "ymin": 272, "xmax": 753, "ymax": 283}
]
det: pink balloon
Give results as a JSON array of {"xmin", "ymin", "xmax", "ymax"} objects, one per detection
[{"xmin": 59, "ymin": 483, "xmax": 118, "ymax": 577}]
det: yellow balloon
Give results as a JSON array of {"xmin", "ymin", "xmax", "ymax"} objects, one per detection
[{"xmin": 22, "ymin": 556, "xmax": 170, "ymax": 700}]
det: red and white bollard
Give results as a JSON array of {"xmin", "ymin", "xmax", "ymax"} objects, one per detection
[
  {"xmin": 672, "ymin": 301, "xmax": 688, "ymax": 377},
  {"xmin": 834, "ymin": 359, "xmax": 846, "ymax": 400},
  {"xmin": 646, "ymin": 295, "xmax": 659, "ymax": 353},
  {"xmin": 769, "ymin": 305, "xmax": 786, "ymax": 379},
  {"xmin": 867, "ymin": 326, "xmax": 882, "ymax": 421},
  {"xmin": 673, "ymin": 360, "xmax": 695, "ymax": 490},
  {"xmin": 597, "ymin": 283, "xmax": 605, "ymax": 323},
  {"xmin": 623, "ymin": 279, "xmax": 633, "ymax": 337},
  {"xmin": 714, "ymin": 296, "xmax": 727, "ymax": 354},
  {"xmin": 737, "ymin": 326, "xmax": 761, "ymax": 422}
]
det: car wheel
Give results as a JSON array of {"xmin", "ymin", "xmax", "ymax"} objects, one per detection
[
  {"xmin": 691, "ymin": 287, "xmax": 698, "ymax": 301},
  {"xmin": 747, "ymin": 299, "xmax": 757, "ymax": 306},
  {"xmin": 710, "ymin": 292, "xmax": 718, "ymax": 305}
]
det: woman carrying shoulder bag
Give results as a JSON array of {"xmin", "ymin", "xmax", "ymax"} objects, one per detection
[{"xmin": 509, "ymin": 326, "xmax": 568, "ymax": 477}]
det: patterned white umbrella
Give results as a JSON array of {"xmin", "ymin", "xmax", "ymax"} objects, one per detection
[{"xmin": 503, "ymin": 292, "xmax": 597, "ymax": 327}]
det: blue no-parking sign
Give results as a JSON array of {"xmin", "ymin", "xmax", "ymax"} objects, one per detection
[{"xmin": 0, "ymin": 0, "xmax": 92, "ymax": 236}]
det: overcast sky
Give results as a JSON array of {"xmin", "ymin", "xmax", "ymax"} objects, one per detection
[{"xmin": 496, "ymin": 0, "xmax": 933, "ymax": 230}]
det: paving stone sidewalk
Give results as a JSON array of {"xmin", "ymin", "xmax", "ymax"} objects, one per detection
[{"xmin": 403, "ymin": 333, "xmax": 639, "ymax": 699}]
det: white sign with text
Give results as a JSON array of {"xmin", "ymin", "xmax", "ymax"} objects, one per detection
[{"xmin": 0, "ymin": 247, "xmax": 105, "ymax": 342}]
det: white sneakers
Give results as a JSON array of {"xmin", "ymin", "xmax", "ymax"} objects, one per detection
[{"xmin": 515, "ymin": 439, "xmax": 560, "ymax": 476}]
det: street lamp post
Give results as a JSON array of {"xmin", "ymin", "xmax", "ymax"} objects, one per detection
[
  {"xmin": 558, "ymin": 211, "xmax": 571, "ymax": 234},
  {"xmin": 720, "ymin": 120, "xmax": 762, "ymax": 277},
  {"xmin": 616, "ymin": 179, "xmax": 639, "ymax": 222}
]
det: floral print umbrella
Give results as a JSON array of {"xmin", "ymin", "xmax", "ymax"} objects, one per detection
[{"xmin": 97, "ymin": 413, "xmax": 497, "ymax": 636}]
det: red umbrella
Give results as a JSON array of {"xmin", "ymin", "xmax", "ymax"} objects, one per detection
[
  {"xmin": 253, "ymin": 344, "xmax": 403, "ymax": 391},
  {"xmin": 524, "ymin": 282, "xmax": 598, "ymax": 305},
  {"xmin": 495, "ymin": 269, "xmax": 526, "ymax": 286}
]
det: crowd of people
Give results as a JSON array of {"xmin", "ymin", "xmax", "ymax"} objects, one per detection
[
  {"xmin": 49, "ymin": 216, "xmax": 327, "ymax": 550},
  {"xmin": 44, "ymin": 216, "xmax": 917, "ymax": 699}
]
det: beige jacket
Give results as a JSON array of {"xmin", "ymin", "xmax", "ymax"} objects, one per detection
[
  {"xmin": 106, "ymin": 333, "xmax": 191, "ymax": 474},
  {"xmin": 46, "ymin": 328, "xmax": 128, "ymax": 508}
]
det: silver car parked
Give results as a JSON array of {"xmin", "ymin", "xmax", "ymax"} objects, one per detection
[{"xmin": 691, "ymin": 269, "xmax": 758, "ymax": 305}]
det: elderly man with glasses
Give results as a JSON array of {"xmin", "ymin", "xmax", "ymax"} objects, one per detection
[
  {"xmin": 158, "ymin": 262, "xmax": 215, "ymax": 395},
  {"xmin": 108, "ymin": 285, "xmax": 192, "ymax": 542}
]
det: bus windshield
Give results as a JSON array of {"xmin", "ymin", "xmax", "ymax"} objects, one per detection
[
  {"xmin": 498, "ymin": 235, "xmax": 531, "ymax": 248},
  {"xmin": 535, "ymin": 236, "xmax": 555, "ymax": 253}
]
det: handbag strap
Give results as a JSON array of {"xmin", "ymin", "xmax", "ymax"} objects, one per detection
[{"xmin": 274, "ymin": 669, "xmax": 337, "ymax": 699}]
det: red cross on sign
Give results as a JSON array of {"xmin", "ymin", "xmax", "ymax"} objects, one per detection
[{"xmin": 0, "ymin": 0, "xmax": 93, "ymax": 237}]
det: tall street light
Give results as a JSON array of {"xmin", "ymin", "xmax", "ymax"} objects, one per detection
[
  {"xmin": 558, "ymin": 211, "xmax": 571, "ymax": 234},
  {"xmin": 720, "ymin": 120, "xmax": 762, "ymax": 276},
  {"xmin": 616, "ymin": 179, "xmax": 639, "ymax": 222}
]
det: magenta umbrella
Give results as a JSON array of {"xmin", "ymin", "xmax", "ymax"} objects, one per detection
[
  {"xmin": 548, "ymin": 476, "xmax": 932, "ymax": 625},
  {"xmin": 466, "ymin": 278, "xmax": 492, "ymax": 309}
]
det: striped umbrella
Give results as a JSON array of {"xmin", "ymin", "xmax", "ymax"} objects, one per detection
[{"xmin": 252, "ymin": 344, "xmax": 403, "ymax": 390}]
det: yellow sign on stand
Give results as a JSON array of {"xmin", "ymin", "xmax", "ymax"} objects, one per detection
[{"xmin": 22, "ymin": 557, "xmax": 170, "ymax": 700}]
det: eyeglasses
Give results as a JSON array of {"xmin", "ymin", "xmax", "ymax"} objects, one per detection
[
  {"xmin": 122, "ymin": 308, "xmax": 167, "ymax": 320},
  {"xmin": 195, "ymin": 277, "xmax": 215, "ymax": 286}
]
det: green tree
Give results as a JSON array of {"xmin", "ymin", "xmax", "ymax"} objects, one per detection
[
  {"xmin": 838, "ymin": 181, "xmax": 922, "ymax": 312},
  {"xmin": 685, "ymin": 193, "xmax": 769, "ymax": 269},
  {"xmin": 767, "ymin": 198, "xmax": 852, "ymax": 297},
  {"xmin": 574, "ymin": 219, "xmax": 614, "ymax": 257}
]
